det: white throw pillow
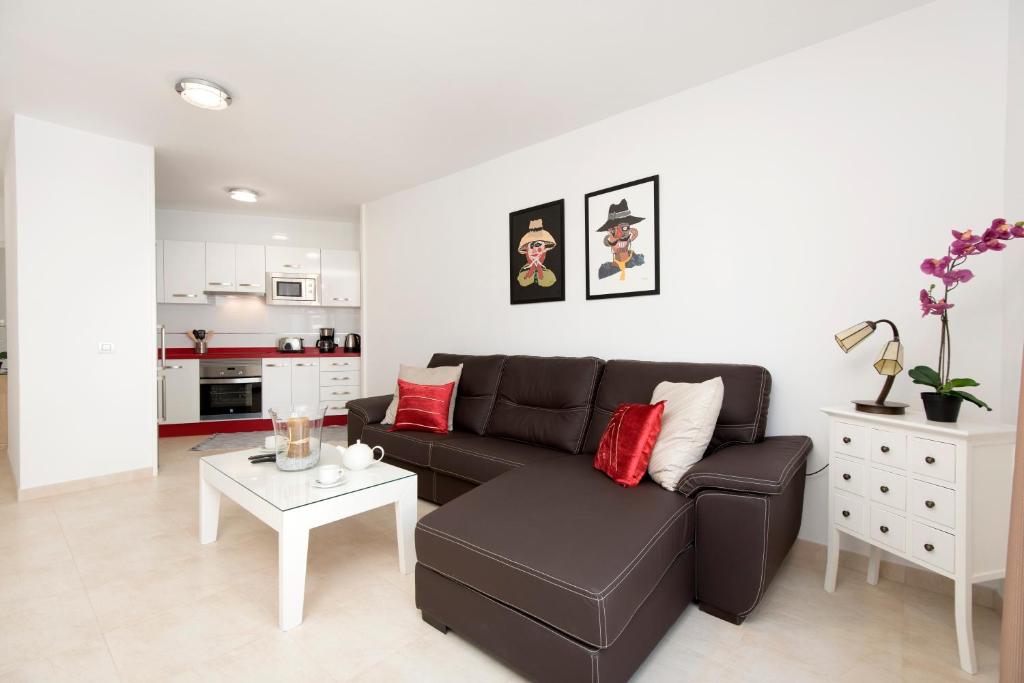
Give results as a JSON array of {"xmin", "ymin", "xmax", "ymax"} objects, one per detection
[
  {"xmin": 382, "ymin": 364, "xmax": 463, "ymax": 430},
  {"xmin": 647, "ymin": 377, "xmax": 725, "ymax": 491}
]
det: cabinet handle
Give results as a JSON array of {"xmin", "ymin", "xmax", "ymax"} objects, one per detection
[
  {"xmin": 841, "ymin": 510, "xmax": 850, "ymax": 518},
  {"xmin": 283, "ymin": 263, "xmax": 302, "ymax": 268},
  {"xmin": 925, "ymin": 500, "xmax": 936, "ymax": 509},
  {"xmin": 265, "ymin": 363, "xmax": 287, "ymax": 367},
  {"xmin": 880, "ymin": 445, "xmax": 890, "ymax": 453},
  {"xmin": 332, "ymin": 297, "xmax": 350, "ymax": 301},
  {"xmin": 333, "ymin": 377, "xmax": 350, "ymax": 381},
  {"xmin": 879, "ymin": 485, "xmax": 889, "ymax": 493},
  {"xmin": 925, "ymin": 456, "xmax": 936, "ymax": 464},
  {"xmin": 842, "ymin": 473, "xmax": 851, "ymax": 481},
  {"xmin": 165, "ymin": 365, "xmax": 183, "ymax": 370},
  {"xmin": 295, "ymin": 363, "xmax": 316, "ymax": 367},
  {"xmin": 208, "ymin": 282, "xmax": 232, "ymax": 286},
  {"xmin": 333, "ymin": 391, "xmax": 351, "ymax": 396},
  {"xmin": 842, "ymin": 436, "xmax": 852, "ymax": 444},
  {"xmin": 924, "ymin": 543, "xmax": 935, "ymax": 552},
  {"xmin": 879, "ymin": 525, "xmax": 889, "ymax": 534},
  {"xmin": 172, "ymin": 293, "xmax": 197, "ymax": 298},
  {"xmin": 238, "ymin": 283, "xmax": 259, "ymax": 287}
]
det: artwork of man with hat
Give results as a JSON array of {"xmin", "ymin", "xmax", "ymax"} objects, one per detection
[
  {"xmin": 596, "ymin": 199, "xmax": 645, "ymax": 280},
  {"xmin": 516, "ymin": 218, "xmax": 558, "ymax": 288}
]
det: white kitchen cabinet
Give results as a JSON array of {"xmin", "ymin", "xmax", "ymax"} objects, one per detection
[
  {"xmin": 204, "ymin": 242, "xmax": 236, "ymax": 293},
  {"xmin": 266, "ymin": 246, "xmax": 321, "ymax": 274},
  {"xmin": 235, "ymin": 244, "xmax": 266, "ymax": 293},
  {"xmin": 155, "ymin": 240, "xmax": 166, "ymax": 303},
  {"xmin": 321, "ymin": 249, "xmax": 360, "ymax": 307},
  {"xmin": 161, "ymin": 360, "xmax": 200, "ymax": 424},
  {"xmin": 291, "ymin": 359, "xmax": 320, "ymax": 413},
  {"xmin": 262, "ymin": 358, "xmax": 293, "ymax": 418},
  {"xmin": 163, "ymin": 240, "xmax": 209, "ymax": 304}
]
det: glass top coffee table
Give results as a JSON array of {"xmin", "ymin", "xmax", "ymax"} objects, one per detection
[{"xmin": 198, "ymin": 448, "xmax": 417, "ymax": 630}]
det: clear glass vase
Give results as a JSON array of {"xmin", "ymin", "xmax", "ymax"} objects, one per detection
[{"xmin": 269, "ymin": 405, "xmax": 327, "ymax": 472}]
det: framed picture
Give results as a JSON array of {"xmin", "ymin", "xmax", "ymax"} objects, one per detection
[
  {"xmin": 584, "ymin": 175, "xmax": 659, "ymax": 300},
  {"xmin": 509, "ymin": 199, "xmax": 565, "ymax": 305}
]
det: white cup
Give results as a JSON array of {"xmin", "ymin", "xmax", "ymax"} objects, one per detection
[{"xmin": 317, "ymin": 464, "xmax": 343, "ymax": 484}]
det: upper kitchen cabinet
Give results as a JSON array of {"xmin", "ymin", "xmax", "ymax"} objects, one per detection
[
  {"xmin": 321, "ymin": 249, "xmax": 360, "ymax": 307},
  {"xmin": 163, "ymin": 240, "xmax": 209, "ymax": 304},
  {"xmin": 266, "ymin": 246, "xmax": 321, "ymax": 273},
  {"xmin": 235, "ymin": 244, "xmax": 266, "ymax": 293},
  {"xmin": 156, "ymin": 240, "xmax": 166, "ymax": 303},
  {"xmin": 204, "ymin": 242, "xmax": 236, "ymax": 293},
  {"xmin": 204, "ymin": 243, "xmax": 266, "ymax": 294}
]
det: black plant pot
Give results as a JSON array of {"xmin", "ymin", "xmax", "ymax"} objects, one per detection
[{"xmin": 921, "ymin": 392, "xmax": 963, "ymax": 423}]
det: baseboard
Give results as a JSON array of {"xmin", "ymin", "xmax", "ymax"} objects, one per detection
[
  {"xmin": 790, "ymin": 538, "xmax": 1003, "ymax": 615},
  {"xmin": 17, "ymin": 466, "xmax": 154, "ymax": 501}
]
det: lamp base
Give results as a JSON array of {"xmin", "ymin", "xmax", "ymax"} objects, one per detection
[{"xmin": 852, "ymin": 399, "xmax": 908, "ymax": 415}]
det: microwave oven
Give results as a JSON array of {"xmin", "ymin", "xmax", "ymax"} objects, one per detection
[{"xmin": 267, "ymin": 273, "xmax": 320, "ymax": 305}]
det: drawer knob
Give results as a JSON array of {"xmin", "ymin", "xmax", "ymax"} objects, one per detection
[
  {"xmin": 925, "ymin": 456, "xmax": 936, "ymax": 464},
  {"xmin": 924, "ymin": 543, "xmax": 935, "ymax": 552},
  {"xmin": 879, "ymin": 525, "xmax": 889, "ymax": 534},
  {"xmin": 880, "ymin": 445, "xmax": 890, "ymax": 453},
  {"xmin": 842, "ymin": 437, "xmax": 852, "ymax": 444},
  {"xmin": 842, "ymin": 473, "xmax": 852, "ymax": 481},
  {"xmin": 841, "ymin": 510, "xmax": 851, "ymax": 518},
  {"xmin": 879, "ymin": 485, "xmax": 889, "ymax": 494},
  {"xmin": 925, "ymin": 500, "xmax": 936, "ymax": 509}
]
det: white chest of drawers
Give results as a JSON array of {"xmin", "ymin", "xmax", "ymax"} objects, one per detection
[{"xmin": 822, "ymin": 407, "xmax": 1016, "ymax": 674}]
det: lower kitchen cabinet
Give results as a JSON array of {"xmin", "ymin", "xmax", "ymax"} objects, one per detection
[
  {"xmin": 161, "ymin": 360, "xmax": 199, "ymax": 424},
  {"xmin": 291, "ymin": 360, "xmax": 320, "ymax": 413},
  {"xmin": 261, "ymin": 358, "xmax": 321, "ymax": 417}
]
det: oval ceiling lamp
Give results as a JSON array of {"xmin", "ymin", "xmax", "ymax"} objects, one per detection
[
  {"xmin": 227, "ymin": 187, "xmax": 259, "ymax": 203},
  {"xmin": 175, "ymin": 78, "xmax": 232, "ymax": 111}
]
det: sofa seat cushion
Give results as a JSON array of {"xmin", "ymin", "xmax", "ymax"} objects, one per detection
[
  {"xmin": 430, "ymin": 434, "xmax": 561, "ymax": 485},
  {"xmin": 359, "ymin": 423, "xmax": 455, "ymax": 469},
  {"xmin": 415, "ymin": 455, "xmax": 694, "ymax": 648}
]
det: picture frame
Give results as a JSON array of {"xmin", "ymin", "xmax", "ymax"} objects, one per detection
[
  {"xmin": 509, "ymin": 199, "xmax": 565, "ymax": 305},
  {"xmin": 584, "ymin": 175, "xmax": 659, "ymax": 300}
]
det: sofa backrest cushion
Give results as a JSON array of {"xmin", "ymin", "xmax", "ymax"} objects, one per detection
[
  {"xmin": 485, "ymin": 355, "xmax": 604, "ymax": 453},
  {"xmin": 581, "ymin": 360, "xmax": 771, "ymax": 454},
  {"xmin": 428, "ymin": 353, "xmax": 508, "ymax": 435}
]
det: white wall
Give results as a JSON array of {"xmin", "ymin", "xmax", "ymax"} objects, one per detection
[
  {"xmin": 1004, "ymin": 0, "xmax": 1024, "ymax": 416},
  {"xmin": 4, "ymin": 148, "xmax": 18, "ymax": 488},
  {"xmin": 5, "ymin": 116, "xmax": 156, "ymax": 491},
  {"xmin": 362, "ymin": 0, "xmax": 1012, "ymax": 545},
  {"xmin": 156, "ymin": 209, "xmax": 360, "ymax": 349}
]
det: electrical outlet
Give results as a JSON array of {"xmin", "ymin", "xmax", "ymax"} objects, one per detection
[{"xmin": 98, "ymin": 342, "xmax": 115, "ymax": 354}]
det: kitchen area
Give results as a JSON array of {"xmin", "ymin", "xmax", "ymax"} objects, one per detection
[{"xmin": 155, "ymin": 210, "xmax": 362, "ymax": 436}]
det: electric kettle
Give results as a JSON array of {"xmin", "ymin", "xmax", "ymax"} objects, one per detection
[{"xmin": 343, "ymin": 333, "xmax": 361, "ymax": 353}]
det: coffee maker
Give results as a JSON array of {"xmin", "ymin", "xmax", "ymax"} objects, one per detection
[{"xmin": 316, "ymin": 327, "xmax": 337, "ymax": 353}]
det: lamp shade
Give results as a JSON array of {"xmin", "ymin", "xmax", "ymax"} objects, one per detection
[
  {"xmin": 835, "ymin": 321, "xmax": 876, "ymax": 353},
  {"xmin": 873, "ymin": 340, "xmax": 904, "ymax": 376}
]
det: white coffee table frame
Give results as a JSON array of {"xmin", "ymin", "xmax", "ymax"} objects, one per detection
[{"xmin": 199, "ymin": 456, "xmax": 418, "ymax": 631}]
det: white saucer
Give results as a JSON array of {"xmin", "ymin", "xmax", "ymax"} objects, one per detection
[{"xmin": 311, "ymin": 475, "xmax": 347, "ymax": 489}]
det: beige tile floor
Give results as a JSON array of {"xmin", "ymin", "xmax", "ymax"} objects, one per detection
[{"xmin": 0, "ymin": 436, "xmax": 1003, "ymax": 681}]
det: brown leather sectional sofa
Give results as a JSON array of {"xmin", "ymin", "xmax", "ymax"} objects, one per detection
[{"xmin": 347, "ymin": 353, "xmax": 811, "ymax": 683}]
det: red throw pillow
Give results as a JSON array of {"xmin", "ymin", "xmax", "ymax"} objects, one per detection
[
  {"xmin": 593, "ymin": 401, "xmax": 666, "ymax": 487},
  {"xmin": 390, "ymin": 379, "xmax": 456, "ymax": 434}
]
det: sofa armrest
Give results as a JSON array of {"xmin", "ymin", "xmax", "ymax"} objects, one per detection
[
  {"xmin": 676, "ymin": 435, "xmax": 812, "ymax": 497},
  {"xmin": 346, "ymin": 394, "xmax": 393, "ymax": 424}
]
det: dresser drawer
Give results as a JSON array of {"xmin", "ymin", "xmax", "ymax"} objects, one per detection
[
  {"xmin": 869, "ymin": 506, "xmax": 906, "ymax": 552},
  {"xmin": 869, "ymin": 467, "xmax": 907, "ymax": 511},
  {"xmin": 320, "ymin": 370, "xmax": 361, "ymax": 387},
  {"xmin": 321, "ymin": 358, "xmax": 361, "ymax": 371},
  {"xmin": 909, "ymin": 437, "xmax": 956, "ymax": 483},
  {"xmin": 832, "ymin": 456, "xmax": 865, "ymax": 496},
  {"xmin": 833, "ymin": 492, "xmax": 865, "ymax": 535},
  {"xmin": 910, "ymin": 521, "xmax": 955, "ymax": 573},
  {"xmin": 321, "ymin": 400, "xmax": 349, "ymax": 416},
  {"xmin": 832, "ymin": 422, "xmax": 869, "ymax": 459},
  {"xmin": 909, "ymin": 479, "xmax": 956, "ymax": 529},
  {"xmin": 320, "ymin": 386, "xmax": 360, "ymax": 403},
  {"xmin": 869, "ymin": 428, "xmax": 906, "ymax": 469}
]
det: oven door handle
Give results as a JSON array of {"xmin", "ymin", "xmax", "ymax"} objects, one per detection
[{"xmin": 199, "ymin": 377, "xmax": 263, "ymax": 385}]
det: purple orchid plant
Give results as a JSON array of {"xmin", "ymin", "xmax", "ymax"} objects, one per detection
[{"xmin": 911, "ymin": 218, "xmax": 1023, "ymax": 410}]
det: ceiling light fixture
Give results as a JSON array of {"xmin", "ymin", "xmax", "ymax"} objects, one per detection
[
  {"xmin": 175, "ymin": 78, "xmax": 232, "ymax": 110},
  {"xmin": 227, "ymin": 187, "xmax": 259, "ymax": 203}
]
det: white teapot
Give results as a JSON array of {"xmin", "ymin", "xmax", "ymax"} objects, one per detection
[{"xmin": 341, "ymin": 439, "xmax": 385, "ymax": 470}]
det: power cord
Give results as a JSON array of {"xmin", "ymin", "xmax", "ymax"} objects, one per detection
[{"xmin": 806, "ymin": 462, "xmax": 829, "ymax": 476}]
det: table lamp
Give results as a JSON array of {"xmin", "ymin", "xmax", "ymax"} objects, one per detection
[{"xmin": 834, "ymin": 319, "xmax": 908, "ymax": 415}]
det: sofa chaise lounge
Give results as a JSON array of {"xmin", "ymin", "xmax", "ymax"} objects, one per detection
[{"xmin": 347, "ymin": 353, "xmax": 811, "ymax": 683}]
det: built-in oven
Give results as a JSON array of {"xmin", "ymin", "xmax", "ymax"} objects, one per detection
[
  {"xmin": 199, "ymin": 360, "xmax": 262, "ymax": 421},
  {"xmin": 266, "ymin": 272, "xmax": 320, "ymax": 305}
]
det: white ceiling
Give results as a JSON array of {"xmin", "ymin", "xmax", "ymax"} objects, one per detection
[{"xmin": 0, "ymin": 0, "xmax": 927, "ymax": 220}]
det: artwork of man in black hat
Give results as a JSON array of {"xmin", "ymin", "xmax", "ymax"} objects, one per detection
[{"xmin": 596, "ymin": 199, "xmax": 645, "ymax": 280}]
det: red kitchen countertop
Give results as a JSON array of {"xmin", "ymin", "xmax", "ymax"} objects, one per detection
[{"xmin": 162, "ymin": 346, "xmax": 361, "ymax": 360}]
